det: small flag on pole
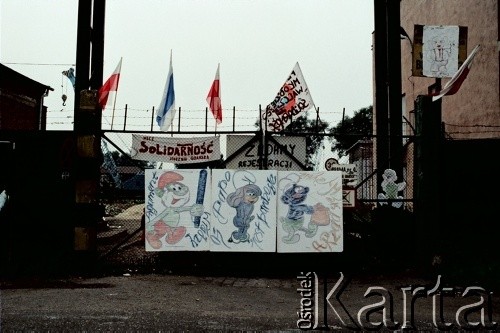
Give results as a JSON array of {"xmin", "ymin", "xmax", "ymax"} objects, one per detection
[
  {"xmin": 262, "ymin": 62, "xmax": 315, "ymax": 132},
  {"xmin": 98, "ymin": 58, "xmax": 122, "ymax": 110},
  {"xmin": 430, "ymin": 44, "xmax": 481, "ymax": 102},
  {"xmin": 156, "ymin": 51, "xmax": 176, "ymax": 131},
  {"xmin": 206, "ymin": 64, "xmax": 222, "ymax": 124}
]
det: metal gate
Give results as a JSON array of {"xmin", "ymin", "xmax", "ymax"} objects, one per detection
[{"xmin": 96, "ymin": 130, "xmax": 416, "ymax": 274}]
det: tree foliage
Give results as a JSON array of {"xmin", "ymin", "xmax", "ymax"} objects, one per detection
[
  {"xmin": 108, "ymin": 150, "xmax": 151, "ymax": 168},
  {"xmin": 279, "ymin": 113, "xmax": 330, "ymax": 170},
  {"xmin": 255, "ymin": 112, "xmax": 330, "ymax": 169},
  {"xmin": 329, "ymin": 106, "xmax": 373, "ymax": 157}
]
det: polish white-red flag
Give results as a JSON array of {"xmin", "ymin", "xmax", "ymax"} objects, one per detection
[
  {"xmin": 206, "ymin": 64, "xmax": 222, "ymax": 124},
  {"xmin": 430, "ymin": 45, "xmax": 480, "ymax": 102},
  {"xmin": 98, "ymin": 58, "xmax": 122, "ymax": 110}
]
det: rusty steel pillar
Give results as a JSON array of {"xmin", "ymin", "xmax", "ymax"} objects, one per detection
[{"xmin": 73, "ymin": 0, "xmax": 105, "ymax": 260}]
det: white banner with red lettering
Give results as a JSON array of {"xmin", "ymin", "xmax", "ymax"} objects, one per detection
[{"xmin": 131, "ymin": 134, "xmax": 221, "ymax": 164}]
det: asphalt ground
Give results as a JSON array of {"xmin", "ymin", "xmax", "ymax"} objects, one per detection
[
  {"xmin": 2, "ymin": 204, "xmax": 500, "ymax": 332},
  {"xmin": 2, "ymin": 256, "xmax": 500, "ymax": 332}
]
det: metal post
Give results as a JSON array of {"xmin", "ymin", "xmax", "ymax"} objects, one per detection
[
  {"xmin": 123, "ymin": 104, "xmax": 128, "ymax": 131},
  {"xmin": 177, "ymin": 107, "xmax": 181, "ymax": 133},
  {"xmin": 72, "ymin": 0, "xmax": 106, "ymax": 261},
  {"xmin": 373, "ymin": 0, "xmax": 390, "ymax": 193},
  {"xmin": 74, "ymin": 0, "xmax": 92, "ymax": 113},
  {"xmin": 90, "ymin": 0, "xmax": 105, "ymax": 90},
  {"xmin": 414, "ymin": 94, "xmax": 442, "ymax": 266},
  {"xmin": 232, "ymin": 106, "xmax": 236, "ymax": 132},
  {"xmin": 387, "ymin": 0, "xmax": 403, "ymax": 177},
  {"xmin": 205, "ymin": 107, "xmax": 208, "ymax": 133},
  {"xmin": 150, "ymin": 106, "xmax": 155, "ymax": 132}
]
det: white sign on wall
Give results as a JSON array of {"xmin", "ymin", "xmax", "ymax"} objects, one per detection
[
  {"xmin": 131, "ymin": 135, "xmax": 221, "ymax": 164},
  {"xmin": 326, "ymin": 164, "xmax": 358, "ymax": 187},
  {"xmin": 226, "ymin": 135, "xmax": 306, "ymax": 171}
]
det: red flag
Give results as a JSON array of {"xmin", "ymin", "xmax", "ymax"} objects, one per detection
[
  {"xmin": 98, "ymin": 58, "xmax": 122, "ymax": 110},
  {"xmin": 430, "ymin": 45, "xmax": 480, "ymax": 101},
  {"xmin": 206, "ymin": 64, "xmax": 222, "ymax": 124}
]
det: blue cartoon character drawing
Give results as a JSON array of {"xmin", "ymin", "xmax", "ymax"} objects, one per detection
[
  {"xmin": 226, "ymin": 184, "xmax": 262, "ymax": 243},
  {"xmin": 280, "ymin": 183, "xmax": 330, "ymax": 244},
  {"xmin": 146, "ymin": 171, "xmax": 204, "ymax": 249}
]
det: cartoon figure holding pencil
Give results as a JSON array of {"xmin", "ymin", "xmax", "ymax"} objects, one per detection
[
  {"xmin": 146, "ymin": 171, "xmax": 205, "ymax": 249},
  {"xmin": 226, "ymin": 171, "xmax": 262, "ymax": 244}
]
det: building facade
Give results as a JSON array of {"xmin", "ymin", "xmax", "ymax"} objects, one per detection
[
  {"xmin": 368, "ymin": 1, "xmax": 499, "ymax": 209},
  {"xmin": 400, "ymin": 0, "xmax": 499, "ymax": 139}
]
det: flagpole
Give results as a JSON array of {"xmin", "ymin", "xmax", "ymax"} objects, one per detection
[{"xmin": 110, "ymin": 57, "xmax": 122, "ymax": 130}]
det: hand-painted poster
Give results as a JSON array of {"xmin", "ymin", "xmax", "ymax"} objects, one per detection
[
  {"xmin": 144, "ymin": 169, "xmax": 211, "ymax": 251},
  {"xmin": 210, "ymin": 169, "xmax": 278, "ymax": 252},
  {"xmin": 131, "ymin": 134, "xmax": 221, "ymax": 164},
  {"xmin": 412, "ymin": 25, "xmax": 468, "ymax": 78},
  {"xmin": 262, "ymin": 62, "xmax": 315, "ymax": 132},
  {"xmin": 277, "ymin": 171, "xmax": 343, "ymax": 253}
]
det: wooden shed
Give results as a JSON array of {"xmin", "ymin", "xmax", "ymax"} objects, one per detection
[{"xmin": 0, "ymin": 63, "xmax": 53, "ymax": 130}]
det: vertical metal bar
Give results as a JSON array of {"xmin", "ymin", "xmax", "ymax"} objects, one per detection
[
  {"xmin": 374, "ymin": 0, "xmax": 389, "ymax": 193},
  {"xmin": 205, "ymin": 107, "xmax": 208, "ymax": 133},
  {"xmin": 259, "ymin": 104, "xmax": 263, "ymax": 132},
  {"xmin": 315, "ymin": 107, "xmax": 319, "ymax": 131},
  {"xmin": 123, "ymin": 104, "xmax": 127, "ymax": 131},
  {"xmin": 259, "ymin": 104, "xmax": 268, "ymax": 170},
  {"xmin": 74, "ymin": 0, "xmax": 92, "ymax": 114},
  {"xmin": 387, "ymin": 0, "xmax": 403, "ymax": 176},
  {"xmin": 90, "ymin": 0, "xmax": 105, "ymax": 90},
  {"xmin": 177, "ymin": 107, "xmax": 181, "ymax": 133},
  {"xmin": 232, "ymin": 106, "xmax": 236, "ymax": 132},
  {"xmin": 150, "ymin": 106, "xmax": 155, "ymax": 132}
]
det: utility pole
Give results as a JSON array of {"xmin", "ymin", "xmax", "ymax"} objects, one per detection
[
  {"xmin": 73, "ymin": 0, "xmax": 106, "ymax": 263},
  {"xmin": 387, "ymin": 0, "xmax": 403, "ymax": 178},
  {"xmin": 414, "ymin": 92, "xmax": 442, "ymax": 265},
  {"xmin": 373, "ymin": 0, "xmax": 403, "ymax": 191},
  {"xmin": 373, "ymin": 0, "xmax": 389, "ymax": 193}
]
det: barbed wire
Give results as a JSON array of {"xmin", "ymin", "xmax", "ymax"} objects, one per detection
[
  {"xmin": 446, "ymin": 130, "xmax": 500, "ymax": 134},
  {"xmin": 444, "ymin": 123, "xmax": 500, "ymax": 128}
]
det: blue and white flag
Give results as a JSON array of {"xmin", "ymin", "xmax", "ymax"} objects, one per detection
[{"xmin": 156, "ymin": 51, "xmax": 176, "ymax": 131}]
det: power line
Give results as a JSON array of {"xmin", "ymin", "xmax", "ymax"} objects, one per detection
[{"xmin": 2, "ymin": 62, "xmax": 75, "ymax": 66}]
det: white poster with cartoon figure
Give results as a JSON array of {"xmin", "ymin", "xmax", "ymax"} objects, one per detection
[
  {"xmin": 277, "ymin": 171, "xmax": 343, "ymax": 253},
  {"xmin": 144, "ymin": 169, "xmax": 211, "ymax": 251},
  {"xmin": 210, "ymin": 169, "xmax": 278, "ymax": 252},
  {"xmin": 422, "ymin": 25, "xmax": 459, "ymax": 78}
]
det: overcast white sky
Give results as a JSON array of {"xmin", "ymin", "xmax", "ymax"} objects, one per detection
[{"xmin": 1, "ymin": 0, "xmax": 374, "ymax": 135}]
